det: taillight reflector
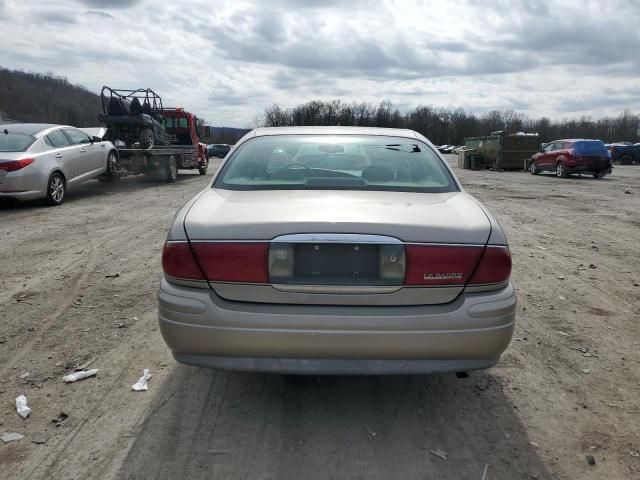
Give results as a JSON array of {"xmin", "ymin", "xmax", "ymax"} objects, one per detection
[
  {"xmin": 405, "ymin": 245, "xmax": 484, "ymax": 285},
  {"xmin": 191, "ymin": 242, "xmax": 269, "ymax": 283},
  {"xmin": 0, "ymin": 158, "xmax": 35, "ymax": 172},
  {"xmin": 468, "ymin": 246, "xmax": 512, "ymax": 285},
  {"xmin": 405, "ymin": 244, "xmax": 511, "ymax": 286},
  {"xmin": 162, "ymin": 242, "xmax": 205, "ymax": 280},
  {"xmin": 163, "ymin": 241, "xmax": 511, "ymax": 287}
]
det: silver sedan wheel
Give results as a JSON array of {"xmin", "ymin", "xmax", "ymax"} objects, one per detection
[{"xmin": 50, "ymin": 175, "xmax": 65, "ymax": 203}]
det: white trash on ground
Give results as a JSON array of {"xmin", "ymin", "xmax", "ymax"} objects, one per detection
[
  {"xmin": 1, "ymin": 432, "xmax": 24, "ymax": 443},
  {"xmin": 16, "ymin": 395, "xmax": 31, "ymax": 418},
  {"xmin": 63, "ymin": 369, "xmax": 99, "ymax": 383},
  {"xmin": 132, "ymin": 369, "xmax": 152, "ymax": 391}
]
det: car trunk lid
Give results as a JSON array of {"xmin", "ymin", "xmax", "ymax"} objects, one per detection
[
  {"xmin": 181, "ymin": 189, "xmax": 494, "ymax": 305},
  {"xmin": 184, "ymin": 189, "xmax": 490, "ymax": 243}
]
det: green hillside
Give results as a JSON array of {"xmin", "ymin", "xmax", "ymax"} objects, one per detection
[{"xmin": 0, "ymin": 67, "xmax": 101, "ymax": 126}]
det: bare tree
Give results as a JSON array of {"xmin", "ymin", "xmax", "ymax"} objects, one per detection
[{"xmin": 260, "ymin": 99, "xmax": 639, "ymax": 144}]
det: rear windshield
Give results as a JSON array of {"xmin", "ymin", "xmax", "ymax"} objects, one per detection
[
  {"xmin": 572, "ymin": 140, "xmax": 607, "ymax": 155},
  {"xmin": 0, "ymin": 132, "xmax": 36, "ymax": 152},
  {"xmin": 214, "ymin": 135, "xmax": 457, "ymax": 193}
]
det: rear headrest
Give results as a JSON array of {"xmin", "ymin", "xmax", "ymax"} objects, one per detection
[
  {"xmin": 129, "ymin": 97, "xmax": 142, "ymax": 116},
  {"xmin": 361, "ymin": 165, "xmax": 394, "ymax": 182}
]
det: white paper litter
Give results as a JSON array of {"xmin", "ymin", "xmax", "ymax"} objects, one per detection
[
  {"xmin": 16, "ymin": 395, "xmax": 31, "ymax": 418},
  {"xmin": 1, "ymin": 432, "xmax": 24, "ymax": 443},
  {"xmin": 132, "ymin": 369, "xmax": 152, "ymax": 391},
  {"xmin": 63, "ymin": 369, "xmax": 99, "ymax": 383}
]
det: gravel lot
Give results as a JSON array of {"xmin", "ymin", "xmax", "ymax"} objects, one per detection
[{"xmin": 1, "ymin": 157, "xmax": 639, "ymax": 480}]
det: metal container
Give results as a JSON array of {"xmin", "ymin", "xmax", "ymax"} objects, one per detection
[{"xmin": 463, "ymin": 132, "xmax": 540, "ymax": 170}]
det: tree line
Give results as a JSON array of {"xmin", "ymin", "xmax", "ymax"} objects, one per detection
[
  {"xmin": 2, "ymin": 67, "xmax": 638, "ymax": 144},
  {"xmin": 261, "ymin": 100, "xmax": 640, "ymax": 145},
  {"xmin": 0, "ymin": 67, "xmax": 102, "ymax": 126}
]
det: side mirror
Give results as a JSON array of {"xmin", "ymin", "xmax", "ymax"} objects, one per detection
[{"xmin": 91, "ymin": 136, "xmax": 102, "ymax": 143}]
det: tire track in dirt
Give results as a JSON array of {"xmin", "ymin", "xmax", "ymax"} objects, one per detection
[
  {"xmin": 0, "ymin": 172, "xmax": 213, "ymax": 480},
  {"xmin": 0, "ymin": 222, "xmax": 98, "ymax": 378}
]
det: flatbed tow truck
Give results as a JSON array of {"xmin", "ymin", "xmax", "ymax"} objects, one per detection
[{"xmin": 99, "ymin": 87, "xmax": 208, "ymax": 182}]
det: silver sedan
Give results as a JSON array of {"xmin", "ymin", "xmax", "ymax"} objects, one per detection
[
  {"xmin": 158, "ymin": 126, "xmax": 516, "ymax": 375},
  {"xmin": 0, "ymin": 123, "xmax": 117, "ymax": 205}
]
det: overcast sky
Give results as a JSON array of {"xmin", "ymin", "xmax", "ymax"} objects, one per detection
[{"xmin": 0, "ymin": 0, "xmax": 639, "ymax": 127}]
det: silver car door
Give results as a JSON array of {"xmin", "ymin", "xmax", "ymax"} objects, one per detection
[
  {"xmin": 61, "ymin": 128, "xmax": 92, "ymax": 182},
  {"xmin": 76, "ymin": 129, "xmax": 107, "ymax": 172},
  {"xmin": 44, "ymin": 129, "xmax": 76, "ymax": 179}
]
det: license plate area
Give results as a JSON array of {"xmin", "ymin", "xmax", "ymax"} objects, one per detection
[
  {"xmin": 296, "ymin": 243, "xmax": 378, "ymax": 284},
  {"xmin": 269, "ymin": 241, "xmax": 405, "ymax": 286}
]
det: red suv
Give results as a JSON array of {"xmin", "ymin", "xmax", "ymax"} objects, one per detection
[{"xmin": 530, "ymin": 139, "xmax": 612, "ymax": 178}]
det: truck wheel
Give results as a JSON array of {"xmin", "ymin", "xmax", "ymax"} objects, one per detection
[
  {"xmin": 619, "ymin": 155, "xmax": 633, "ymax": 165},
  {"xmin": 45, "ymin": 172, "xmax": 66, "ymax": 206},
  {"xmin": 166, "ymin": 155, "xmax": 177, "ymax": 183},
  {"xmin": 139, "ymin": 129, "xmax": 154, "ymax": 149},
  {"xmin": 198, "ymin": 162, "xmax": 208, "ymax": 175}
]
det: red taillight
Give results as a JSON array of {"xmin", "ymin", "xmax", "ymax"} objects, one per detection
[
  {"xmin": 468, "ymin": 246, "xmax": 512, "ymax": 285},
  {"xmin": 163, "ymin": 241, "xmax": 511, "ymax": 286},
  {"xmin": 405, "ymin": 245, "xmax": 485, "ymax": 285},
  {"xmin": 162, "ymin": 242, "xmax": 205, "ymax": 280},
  {"xmin": 191, "ymin": 242, "xmax": 269, "ymax": 283},
  {"xmin": 404, "ymin": 244, "xmax": 511, "ymax": 286},
  {"xmin": 0, "ymin": 158, "xmax": 35, "ymax": 172}
]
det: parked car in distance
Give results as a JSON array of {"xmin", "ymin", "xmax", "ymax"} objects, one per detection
[
  {"xmin": 0, "ymin": 123, "xmax": 117, "ymax": 205},
  {"xmin": 207, "ymin": 143, "xmax": 232, "ymax": 158},
  {"xmin": 529, "ymin": 139, "xmax": 612, "ymax": 178},
  {"xmin": 437, "ymin": 144, "xmax": 450, "ymax": 153},
  {"xmin": 159, "ymin": 126, "xmax": 516, "ymax": 375},
  {"xmin": 607, "ymin": 142, "xmax": 640, "ymax": 165}
]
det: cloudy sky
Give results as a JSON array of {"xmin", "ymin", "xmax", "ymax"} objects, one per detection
[{"xmin": 0, "ymin": 0, "xmax": 639, "ymax": 127}]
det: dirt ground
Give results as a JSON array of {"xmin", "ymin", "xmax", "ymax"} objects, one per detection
[{"xmin": 1, "ymin": 157, "xmax": 639, "ymax": 480}]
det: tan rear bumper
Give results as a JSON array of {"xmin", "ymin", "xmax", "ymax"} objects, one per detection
[{"xmin": 158, "ymin": 279, "xmax": 516, "ymax": 373}]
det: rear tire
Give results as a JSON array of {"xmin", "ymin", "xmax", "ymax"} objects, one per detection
[
  {"xmin": 529, "ymin": 161, "xmax": 539, "ymax": 175},
  {"xmin": 620, "ymin": 155, "xmax": 633, "ymax": 165},
  {"xmin": 556, "ymin": 162, "xmax": 568, "ymax": 178},
  {"xmin": 45, "ymin": 172, "xmax": 66, "ymax": 206},
  {"xmin": 593, "ymin": 170, "xmax": 608, "ymax": 179},
  {"xmin": 166, "ymin": 155, "xmax": 177, "ymax": 183}
]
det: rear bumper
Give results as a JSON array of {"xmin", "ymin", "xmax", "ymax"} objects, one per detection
[
  {"xmin": 0, "ymin": 169, "xmax": 44, "ymax": 200},
  {"xmin": 173, "ymin": 355, "xmax": 499, "ymax": 375},
  {"xmin": 158, "ymin": 279, "xmax": 516, "ymax": 374},
  {"xmin": 566, "ymin": 162, "xmax": 612, "ymax": 173},
  {"xmin": 0, "ymin": 190, "xmax": 43, "ymax": 200}
]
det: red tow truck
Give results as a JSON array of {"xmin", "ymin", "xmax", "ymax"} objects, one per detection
[{"xmin": 99, "ymin": 87, "xmax": 209, "ymax": 182}]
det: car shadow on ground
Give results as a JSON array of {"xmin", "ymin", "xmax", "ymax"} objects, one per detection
[
  {"xmin": 534, "ymin": 173, "xmax": 613, "ymax": 181},
  {"xmin": 119, "ymin": 366, "xmax": 551, "ymax": 480},
  {"xmin": 0, "ymin": 173, "xmax": 206, "ymax": 211}
]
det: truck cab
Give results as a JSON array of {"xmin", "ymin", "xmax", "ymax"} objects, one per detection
[{"xmin": 163, "ymin": 108, "xmax": 207, "ymax": 162}]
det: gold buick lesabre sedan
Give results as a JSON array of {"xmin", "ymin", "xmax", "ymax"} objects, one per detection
[{"xmin": 158, "ymin": 126, "xmax": 516, "ymax": 374}]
